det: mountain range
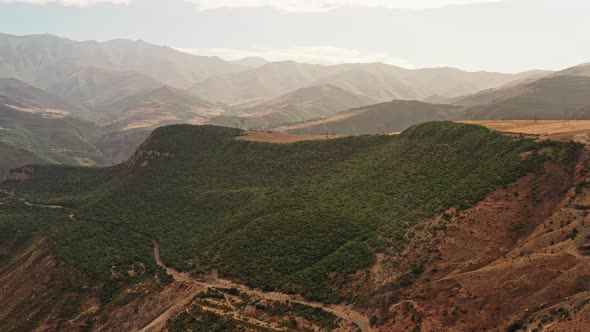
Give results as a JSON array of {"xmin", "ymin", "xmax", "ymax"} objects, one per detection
[
  {"xmin": 210, "ymin": 84, "xmax": 378, "ymax": 129},
  {"xmin": 190, "ymin": 60, "xmax": 546, "ymax": 105},
  {"xmin": 3, "ymin": 31, "xmax": 590, "ymax": 332},
  {"xmin": 2, "ymin": 32, "xmax": 590, "ymax": 180}
]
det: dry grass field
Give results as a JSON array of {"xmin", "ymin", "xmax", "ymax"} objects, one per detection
[
  {"xmin": 239, "ymin": 130, "xmax": 342, "ymax": 143},
  {"xmin": 459, "ymin": 120, "xmax": 590, "ymax": 143}
]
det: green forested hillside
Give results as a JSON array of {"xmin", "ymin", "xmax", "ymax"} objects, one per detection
[
  {"xmin": 2, "ymin": 122, "xmax": 578, "ymax": 304},
  {"xmin": 0, "ymin": 143, "xmax": 52, "ymax": 180},
  {"xmin": 0, "ymin": 105, "xmax": 105, "ymax": 156},
  {"xmin": 0, "ymin": 104, "xmax": 151, "ymax": 178}
]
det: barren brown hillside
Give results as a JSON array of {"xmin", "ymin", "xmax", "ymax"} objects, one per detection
[{"xmin": 355, "ymin": 138, "xmax": 590, "ymax": 331}]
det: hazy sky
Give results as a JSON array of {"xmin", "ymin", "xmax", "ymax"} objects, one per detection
[{"xmin": 0, "ymin": 0, "xmax": 588, "ymax": 72}]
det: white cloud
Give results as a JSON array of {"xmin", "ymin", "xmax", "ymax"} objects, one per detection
[
  {"xmin": 0, "ymin": 0, "xmax": 129, "ymax": 6},
  {"xmin": 0, "ymin": 0, "xmax": 504, "ymax": 10},
  {"xmin": 177, "ymin": 46, "xmax": 414, "ymax": 68},
  {"xmin": 189, "ymin": 0, "xmax": 505, "ymax": 12}
]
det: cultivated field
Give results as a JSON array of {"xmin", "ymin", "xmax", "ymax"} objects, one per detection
[{"xmin": 459, "ymin": 120, "xmax": 590, "ymax": 143}]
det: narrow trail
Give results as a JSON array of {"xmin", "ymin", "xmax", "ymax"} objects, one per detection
[
  {"xmin": 569, "ymin": 207, "xmax": 590, "ymax": 260},
  {"xmin": 152, "ymin": 240, "xmax": 374, "ymax": 332},
  {"xmin": 23, "ymin": 200, "xmax": 64, "ymax": 209},
  {"xmin": 3, "ymin": 190, "xmax": 65, "ymax": 210}
]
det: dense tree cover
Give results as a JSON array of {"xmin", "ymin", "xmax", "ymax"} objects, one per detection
[
  {"xmin": 4, "ymin": 164, "xmax": 118, "ymax": 207},
  {"xmin": 3, "ymin": 122, "xmax": 580, "ymax": 303},
  {"xmin": 0, "ymin": 201, "xmax": 65, "ymax": 266}
]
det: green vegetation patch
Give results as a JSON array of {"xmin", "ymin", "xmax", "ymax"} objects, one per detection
[{"xmin": 4, "ymin": 121, "xmax": 577, "ymax": 303}]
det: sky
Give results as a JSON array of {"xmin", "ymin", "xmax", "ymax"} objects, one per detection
[{"xmin": 0, "ymin": 0, "xmax": 588, "ymax": 73}]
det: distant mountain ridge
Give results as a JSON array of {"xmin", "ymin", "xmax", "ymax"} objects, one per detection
[
  {"xmin": 0, "ymin": 33, "xmax": 247, "ymax": 90},
  {"xmin": 446, "ymin": 63, "xmax": 590, "ymax": 120},
  {"xmin": 277, "ymin": 100, "xmax": 463, "ymax": 135},
  {"xmin": 0, "ymin": 77, "xmax": 77, "ymax": 112},
  {"xmin": 190, "ymin": 60, "xmax": 549, "ymax": 105},
  {"xmin": 2, "ymin": 32, "xmax": 589, "ymax": 181},
  {"xmin": 103, "ymin": 85, "xmax": 224, "ymax": 131},
  {"xmin": 0, "ymin": 33, "xmax": 248, "ymax": 120},
  {"xmin": 210, "ymin": 84, "xmax": 377, "ymax": 129}
]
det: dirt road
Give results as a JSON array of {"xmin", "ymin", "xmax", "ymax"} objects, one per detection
[
  {"xmin": 137, "ymin": 283, "xmax": 203, "ymax": 332},
  {"xmin": 152, "ymin": 240, "xmax": 374, "ymax": 332}
]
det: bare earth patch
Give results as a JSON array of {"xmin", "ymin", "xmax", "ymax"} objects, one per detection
[
  {"xmin": 6, "ymin": 104, "xmax": 70, "ymax": 116},
  {"xmin": 459, "ymin": 120, "xmax": 590, "ymax": 143},
  {"xmin": 240, "ymin": 130, "xmax": 342, "ymax": 143},
  {"xmin": 273, "ymin": 110, "xmax": 363, "ymax": 132}
]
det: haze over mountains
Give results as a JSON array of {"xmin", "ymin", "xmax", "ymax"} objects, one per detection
[
  {"xmin": 190, "ymin": 60, "xmax": 545, "ymax": 105},
  {"xmin": 4, "ymin": 24, "xmax": 590, "ymax": 332},
  {"xmin": 4, "ymin": 0, "xmax": 590, "ymax": 329},
  {"xmin": 2, "ymin": 32, "xmax": 590, "ymax": 180}
]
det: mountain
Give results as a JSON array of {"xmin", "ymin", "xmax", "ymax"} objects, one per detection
[
  {"xmin": 190, "ymin": 60, "xmax": 546, "ymax": 105},
  {"xmin": 94, "ymin": 128, "xmax": 152, "ymax": 165},
  {"xmin": 551, "ymin": 62, "xmax": 590, "ymax": 77},
  {"xmin": 0, "ymin": 33, "xmax": 247, "ymax": 90},
  {"xmin": 0, "ymin": 77, "xmax": 76, "ymax": 112},
  {"xmin": 445, "ymin": 63, "xmax": 590, "ymax": 120},
  {"xmin": 0, "ymin": 102, "xmax": 148, "ymax": 178},
  {"xmin": 0, "ymin": 103, "xmax": 104, "ymax": 155},
  {"xmin": 0, "ymin": 122, "xmax": 586, "ymax": 331},
  {"xmin": 190, "ymin": 61, "xmax": 329, "ymax": 105},
  {"xmin": 230, "ymin": 57, "xmax": 269, "ymax": 68},
  {"xmin": 45, "ymin": 67, "xmax": 162, "ymax": 117},
  {"xmin": 453, "ymin": 75, "xmax": 590, "ymax": 120},
  {"xmin": 102, "ymin": 85, "xmax": 224, "ymax": 131},
  {"xmin": 0, "ymin": 103, "xmax": 104, "ymax": 178},
  {"xmin": 0, "ymin": 33, "xmax": 251, "ymax": 120},
  {"xmin": 277, "ymin": 100, "xmax": 464, "ymax": 135},
  {"xmin": 210, "ymin": 84, "xmax": 377, "ymax": 129},
  {"xmin": 0, "ymin": 142, "xmax": 53, "ymax": 180}
]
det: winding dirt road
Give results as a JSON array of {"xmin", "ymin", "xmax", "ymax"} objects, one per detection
[
  {"xmin": 151, "ymin": 240, "xmax": 374, "ymax": 332},
  {"xmin": 7, "ymin": 193, "xmax": 373, "ymax": 331}
]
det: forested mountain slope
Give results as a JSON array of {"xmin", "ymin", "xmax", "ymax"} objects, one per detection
[{"xmin": 1, "ymin": 122, "xmax": 584, "ymax": 331}]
